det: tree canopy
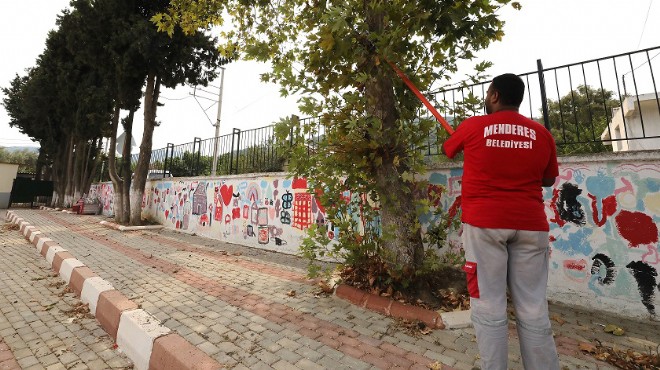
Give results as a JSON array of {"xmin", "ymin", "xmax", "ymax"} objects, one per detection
[{"xmin": 2, "ymin": 0, "xmax": 223, "ymax": 218}]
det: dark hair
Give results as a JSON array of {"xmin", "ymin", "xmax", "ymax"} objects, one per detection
[{"xmin": 491, "ymin": 73, "xmax": 525, "ymax": 107}]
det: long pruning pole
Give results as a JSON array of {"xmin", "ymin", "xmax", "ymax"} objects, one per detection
[{"xmin": 385, "ymin": 59, "xmax": 455, "ymax": 135}]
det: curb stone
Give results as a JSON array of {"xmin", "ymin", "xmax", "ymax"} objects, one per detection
[
  {"xmin": 5, "ymin": 210, "xmax": 222, "ymax": 370},
  {"xmin": 335, "ymin": 284, "xmax": 470, "ymax": 330}
]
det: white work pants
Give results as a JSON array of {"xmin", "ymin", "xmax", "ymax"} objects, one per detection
[{"xmin": 462, "ymin": 224, "xmax": 560, "ymax": 370}]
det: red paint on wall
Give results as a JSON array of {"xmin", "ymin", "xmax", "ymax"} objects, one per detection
[
  {"xmin": 292, "ymin": 178, "xmax": 307, "ymax": 189},
  {"xmin": 563, "ymin": 259, "xmax": 587, "ymax": 271},
  {"xmin": 427, "ymin": 185, "xmax": 444, "ymax": 207},
  {"xmin": 447, "ymin": 196, "xmax": 462, "ymax": 227},
  {"xmin": 549, "ymin": 188, "xmax": 566, "ymax": 227},
  {"xmin": 588, "ymin": 194, "xmax": 617, "ymax": 227},
  {"xmin": 615, "ymin": 210, "xmax": 658, "ymax": 248}
]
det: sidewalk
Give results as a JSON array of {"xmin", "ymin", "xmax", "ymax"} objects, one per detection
[{"xmin": 2, "ymin": 208, "xmax": 659, "ymax": 369}]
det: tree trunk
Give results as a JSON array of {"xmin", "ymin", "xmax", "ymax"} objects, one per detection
[
  {"xmin": 35, "ymin": 147, "xmax": 45, "ymax": 181},
  {"xmin": 63, "ymin": 137, "xmax": 76, "ymax": 207},
  {"xmin": 121, "ymin": 110, "xmax": 135, "ymax": 224},
  {"xmin": 107, "ymin": 104, "xmax": 125, "ymax": 223},
  {"xmin": 71, "ymin": 138, "xmax": 85, "ymax": 201},
  {"xmin": 78, "ymin": 139, "xmax": 91, "ymax": 196},
  {"xmin": 81, "ymin": 138, "xmax": 103, "ymax": 195},
  {"xmin": 364, "ymin": 3, "xmax": 424, "ymax": 277},
  {"xmin": 51, "ymin": 144, "xmax": 67, "ymax": 207},
  {"xmin": 130, "ymin": 72, "xmax": 160, "ymax": 225}
]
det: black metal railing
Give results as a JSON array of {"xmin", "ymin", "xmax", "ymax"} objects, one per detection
[
  {"xmin": 99, "ymin": 46, "xmax": 659, "ymax": 181},
  {"xmin": 126, "ymin": 124, "xmax": 288, "ymax": 178},
  {"xmin": 426, "ymin": 46, "xmax": 660, "ymax": 156}
]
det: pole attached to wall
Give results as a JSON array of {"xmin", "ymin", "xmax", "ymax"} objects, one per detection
[
  {"xmin": 163, "ymin": 143, "xmax": 174, "ymax": 177},
  {"xmin": 211, "ymin": 67, "xmax": 226, "ymax": 176},
  {"xmin": 537, "ymin": 59, "xmax": 551, "ymax": 131}
]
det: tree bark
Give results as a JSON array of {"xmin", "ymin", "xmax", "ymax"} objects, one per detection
[
  {"xmin": 107, "ymin": 104, "xmax": 125, "ymax": 223},
  {"xmin": 71, "ymin": 138, "xmax": 85, "ymax": 201},
  {"xmin": 35, "ymin": 148, "xmax": 45, "ymax": 181},
  {"xmin": 63, "ymin": 137, "xmax": 76, "ymax": 207},
  {"xmin": 130, "ymin": 72, "xmax": 160, "ymax": 225},
  {"xmin": 81, "ymin": 138, "xmax": 103, "ymax": 195},
  {"xmin": 364, "ymin": 3, "xmax": 424, "ymax": 276},
  {"xmin": 51, "ymin": 143, "xmax": 67, "ymax": 207},
  {"xmin": 119, "ymin": 110, "xmax": 135, "ymax": 224}
]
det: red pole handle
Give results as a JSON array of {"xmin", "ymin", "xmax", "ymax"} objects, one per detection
[{"xmin": 386, "ymin": 59, "xmax": 455, "ymax": 135}]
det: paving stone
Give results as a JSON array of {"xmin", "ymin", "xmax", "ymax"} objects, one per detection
[
  {"xmin": 17, "ymin": 355, "xmax": 40, "ymax": 368},
  {"xmin": 274, "ymin": 348, "xmax": 302, "ymax": 364},
  {"xmin": 5, "ymin": 211, "xmax": 660, "ymax": 370}
]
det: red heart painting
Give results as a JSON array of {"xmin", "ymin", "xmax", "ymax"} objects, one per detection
[{"xmin": 220, "ymin": 185, "xmax": 233, "ymax": 206}]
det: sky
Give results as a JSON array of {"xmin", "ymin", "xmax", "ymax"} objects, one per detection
[{"xmin": 1, "ymin": 0, "xmax": 659, "ymax": 151}]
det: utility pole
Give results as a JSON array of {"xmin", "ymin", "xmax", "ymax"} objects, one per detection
[{"xmin": 211, "ymin": 67, "xmax": 226, "ymax": 176}]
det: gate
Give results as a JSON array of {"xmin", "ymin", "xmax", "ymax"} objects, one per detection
[{"xmin": 8, "ymin": 177, "xmax": 53, "ymax": 208}]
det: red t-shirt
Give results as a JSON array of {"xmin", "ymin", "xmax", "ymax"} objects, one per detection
[{"xmin": 442, "ymin": 110, "xmax": 559, "ymax": 231}]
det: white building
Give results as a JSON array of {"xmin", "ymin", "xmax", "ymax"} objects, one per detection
[{"xmin": 601, "ymin": 93, "xmax": 660, "ymax": 152}]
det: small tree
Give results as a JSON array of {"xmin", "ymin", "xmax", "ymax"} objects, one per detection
[{"xmin": 157, "ymin": 1, "xmax": 519, "ymax": 295}]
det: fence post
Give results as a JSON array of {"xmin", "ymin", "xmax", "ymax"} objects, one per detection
[
  {"xmin": 163, "ymin": 143, "xmax": 174, "ymax": 177},
  {"xmin": 229, "ymin": 128, "xmax": 241, "ymax": 175},
  {"xmin": 537, "ymin": 59, "xmax": 551, "ymax": 130},
  {"xmin": 193, "ymin": 137, "xmax": 202, "ymax": 176},
  {"xmin": 290, "ymin": 115, "xmax": 299, "ymax": 148},
  {"xmin": 189, "ymin": 138, "xmax": 197, "ymax": 176}
]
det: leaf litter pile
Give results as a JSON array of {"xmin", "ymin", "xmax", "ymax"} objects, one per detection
[
  {"xmin": 340, "ymin": 257, "xmax": 470, "ymax": 312},
  {"xmin": 63, "ymin": 302, "xmax": 94, "ymax": 323},
  {"xmin": 1, "ymin": 223, "xmax": 19, "ymax": 232},
  {"xmin": 579, "ymin": 340, "xmax": 660, "ymax": 369}
]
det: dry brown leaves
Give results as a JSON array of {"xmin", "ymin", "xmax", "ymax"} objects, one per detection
[
  {"xmin": 580, "ymin": 341, "xmax": 660, "ymax": 369},
  {"xmin": 63, "ymin": 302, "xmax": 94, "ymax": 323},
  {"xmin": 313, "ymin": 280, "xmax": 334, "ymax": 297},
  {"xmin": 57, "ymin": 286, "xmax": 73, "ymax": 297},
  {"xmin": 48, "ymin": 280, "xmax": 65, "ymax": 289},
  {"xmin": 390, "ymin": 318, "xmax": 433, "ymax": 338},
  {"xmin": 551, "ymin": 314, "xmax": 566, "ymax": 325},
  {"xmin": 435, "ymin": 288, "xmax": 471, "ymax": 312},
  {"xmin": 427, "ymin": 361, "xmax": 445, "ymax": 369},
  {"xmin": 2, "ymin": 223, "xmax": 19, "ymax": 231},
  {"xmin": 340, "ymin": 258, "xmax": 470, "ymax": 312}
]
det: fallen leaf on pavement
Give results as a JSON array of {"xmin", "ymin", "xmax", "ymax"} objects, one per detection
[
  {"xmin": 427, "ymin": 361, "xmax": 443, "ymax": 369},
  {"xmin": 578, "ymin": 342, "xmax": 596, "ymax": 353},
  {"xmin": 580, "ymin": 340, "xmax": 660, "ymax": 369},
  {"xmin": 286, "ymin": 290, "xmax": 296, "ymax": 297},
  {"xmin": 603, "ymin": 324, "xmax": 625, "ymax": 336},
  {"xmin": 551, "ymin": 314, "xmax": 566, "ymax": 325}
]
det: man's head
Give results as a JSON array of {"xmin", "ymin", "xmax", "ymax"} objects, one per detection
[{"xmin": 485, "ymin": 73, "xmax": 525, "ymax": 114}]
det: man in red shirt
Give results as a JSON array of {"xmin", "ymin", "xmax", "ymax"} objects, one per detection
[{"xmin": 443, "ymin": 74, "xmax": 560, "ymax": 369}]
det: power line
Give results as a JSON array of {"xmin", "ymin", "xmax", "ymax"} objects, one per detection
[
  {"xmin": 637, "ymin": 0, "xmax": 653, "ymax": 49},
  {"xmin": 622, "ymin": 50, "xmax": 660, "ymax": 78},
  {"xmin": 160, "ymin": 95, "xmax": 192, "ymax": 101}
]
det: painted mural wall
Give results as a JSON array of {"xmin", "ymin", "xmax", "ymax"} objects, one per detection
[
  {"xmin": 89, "ymin": 151, "xmax": 660, "ymax": 320},
  {"xmin": 91, "ymin": 176, "xmax": 329, "ymax": 255}
]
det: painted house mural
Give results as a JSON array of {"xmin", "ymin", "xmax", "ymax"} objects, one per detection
[{"xmin": 90, "ymin": 151, "xmax": 660, "ymax": 320}]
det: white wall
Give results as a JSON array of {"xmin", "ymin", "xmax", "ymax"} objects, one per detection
[{"xmin": 0, "ymin": 163, "xmax": 19, "ymax": 208}]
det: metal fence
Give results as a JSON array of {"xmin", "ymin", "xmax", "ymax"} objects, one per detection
[
  {"xmin": 422, "ymin": 45, "xmax": 660, "ymax": 156},
  {"xmin": 108, "ymin": 46, "xmax": 659, "ymax": 179},
  {"xmin": 130, "ymin": 124, "xmax": 288, "ymax": 178}
]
